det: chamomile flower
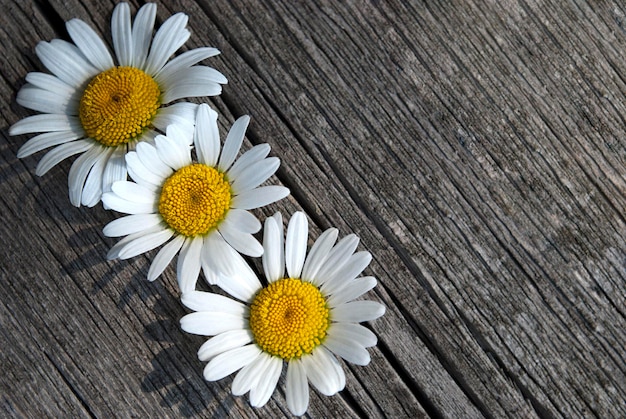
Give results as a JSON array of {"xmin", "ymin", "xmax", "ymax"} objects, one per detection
[
  {"xmin": 180, "ymin": 212, "xmax": 385, "ymax": 416},
  {"xmin": 10, "ymin": 2, "xmax": 227, "ymax": 207},
  {"xmin": 102, "ymin": 104, "xmax": 289, "ymax": 293}
]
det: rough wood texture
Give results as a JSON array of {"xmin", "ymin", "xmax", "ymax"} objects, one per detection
[{"xmin": 1, "ymin": 0, "xmax": 625, "ymax": 417}]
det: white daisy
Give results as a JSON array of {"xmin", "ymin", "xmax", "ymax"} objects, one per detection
[
  {"xmin": 101, "ymin": 104, "xmax": 289, "ymax": 293},
  {"xmin": 9, "ymin": 2, "xmax": 227, "ymax": 207},
  {"xmin": 180, "ymin": 211, "xmax": 385, "ymax": 416}
]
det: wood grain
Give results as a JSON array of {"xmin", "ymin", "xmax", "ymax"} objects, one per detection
[{"xmin": 1, "ymin": 0, "xmax": 624, "ymax": 417}]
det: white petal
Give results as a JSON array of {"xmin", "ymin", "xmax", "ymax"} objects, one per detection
[
  {"xmin": 101, "ymin": 192, "xmax": 155, "ymax": 214},
  {"xmin": 155, "ymin": 47, "xmax": 221, "ymax": 84},
  {"xmin": 196, "ymin": 329, "xmax": 253, "ymax": 362},
  {"xmin": 210, "ymin": 272, "xmax": 253, "ymax": 299},
  {"xmin": 148, "ymin": 235, "xmax": 185, "ymax": 281},
  {"xmin": 231, "ymin": 185, "xmax": 290, "ymax": 210},
  {"xmin": 249, "ymin": 356, "xmax": 282, "ymax": 407},
  {"xmin": 315, "ymin": 235, "xmax": 360, "ymax": 286},
  {"xmin": 232, "ymin": 351, "xmax": 271, "ymax": 396},
  {"xmin": 17, "ymin": 130, "xmax": 83, "ymax": 158},
  {"xmin": 202, "ymin": 262, "xmax": 220, "ymax": 285},
  {"xmin": 180, "ymin": 312, "xmax": 247, "ymax": 336},
  {"xmin": 321, "ymin": 251, "xmax": 372, "ymax": 295},
  {"xmin": 152, "ymin": 102, "xmax": 197, "ymax": 134},
  {"xmin": 221, "ymin": 209, "xmax": 261, "ymax": 234},
  {"xmin": 160, "ymin": 83, "xmax": 221, "ymax": 104},
  {"xmin": 302, "ymin": 228, "xmax": 339, "ymax": 285},
  {"xmin": 160, "ymin": 67, "xmax": 225, "ymax": 102},
  {"xmin": 10, "ymin": 114, "xmax": 81, "ymax": 136},
  {"xmin": 101, "ymin": 148, "xmax": 128, "ymax": 194},
  {"xmin": 202, "ymin": 233, "xmax": 261, "ymax": 302},
  {"xmin": 138, "ymin": 129, "xmax": 161, "ymax": 146},
  {"xmin": 218, "ymin": 115, "xmax": 249, "ymax": 172},
  {"xmin": 189, "ymin": 65, "xmax": 228, "ymax": 84},
  {"xmin": 106, "ymin": 225, "xmax": 163, "ymax": 260},
  {"xmin": 177, "ymin": 237, "xmax": 204, "ymax": 294},
  {"xmin": 181, "ymin": 290, "xmax": 247, "ymax": 316},
  {"xmin": 155, "ymin": 134, "xmax": 191, "ymax": 170},
  {"xmin": 331, "ymin": 301, "xmax": 386, "ymax": 323},
  {"xmin": 81, "ymin": 147, "xmax": 112, "ymax": 207},
  {"xmin": 35, "ymin": 40, "xmax": 97, "ymax": 88},
  {"xmin": 135, "ymin": 142, "xmax": 173, "ymax": 179},
  {"xmin": 36, "ymin": 140, "xmax": 93, "ymax": 176},
  {"xmin": 111, "ymin": 2, "xmax": 133, "ymax": 66},
  {"xmin": 285, "ymin": 212, "xmax": 308, "ymax": 279},
  {"xmin": 68, "ymin": 145, "xmax": 106, "ymax": 207},
  {"xmin": 144, "ymin": 13, "xmax": 190, "ymax": 75},
  {"xmin": 326, "ymin": 276, "xmax": 377, "ymax": 307},
  {"xmin": 125, "ymin": 152, "xmax": 164, "ymax": 188},
  {"xmin": 219, "ymin": 224, "xmax": 263, "ymax": 257},
  {"xmin": 103, "ymin": 213, "xmax": 163, "ymax": 237},
  {"xmin": 24, "ymin": 72, "xmax": 75, "ymax": 96},
  {"xmin": 165, "ymin": 123, "xmax": 193, "ymax": 146},
  {"xmin": 111, "ymin": 180, "xmax": 155, "ymax": 204},
  {"xmin": 160, "ymin": 64, "xmax": 226, "ymax": 91},
  {"xmin": 327, "ymin": 322, "xmax": 377, "ymax": 348},
  {"xmin": 262, "ymin": 215, "xmax": 284, "ymax": 283},
  {"xmin": 116, "ymin": 228, "xmax": 174, "ymax": 259},
  {"xmin": 203, "ymin": 345, "xmax": 261, "ymax": 382},
  {"xmin": 66, "ymin": 18, "xmax": 114, "ymax": 71},
  {"xmin": 227, "ymin": 144, "xmax": 271, "ymax": 180},
  {"xmin": 323, "ymin": 333, "xmax": 371, "ymax": 366},
  {"xmin": 130, "ymin": 3, "xmax": 157, "ymax": 68},
  {"xmin": 193, "ymin": 104, "xmax": 219, "ymax": 167},
  {"xmin": 16, "ymin": 84, "xmax": 78, "ymax": 115},
  {"xmin": 301, "ymin": 346, "xmax": 345, "ymax": 396},
  {"xmin": 286, "ymin": 359, "xmax": 309, "ymax": 416},
  {"xmin": 230, "ymin": 157, "xmax": 280, "ymax": 194}
]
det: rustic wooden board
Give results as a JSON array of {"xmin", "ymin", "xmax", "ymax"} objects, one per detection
[{"xmin": 1, "ymin": 0, "xmax": 624, "ymax": 417}]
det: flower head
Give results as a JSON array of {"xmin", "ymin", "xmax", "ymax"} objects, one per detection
[
  {"xmin": 102, "ymin": 104, "xmax": 289, "ymax": 293},
  {"xmin": 10, "ymin": 2, "xmax": 227, "ymax": 207},
  {"xmin": 180, "ymin": 212, "xmax": 385, "ymax": 415}
]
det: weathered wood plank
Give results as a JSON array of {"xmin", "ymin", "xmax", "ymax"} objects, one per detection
[{"xmin": 1, "ymin": 0, "xmax": 624, "ymax": 418}]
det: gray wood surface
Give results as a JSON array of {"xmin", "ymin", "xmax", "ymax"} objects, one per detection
[{"xmin": 1, "ymin": 0, "xmax": 625, "ymax": 417}]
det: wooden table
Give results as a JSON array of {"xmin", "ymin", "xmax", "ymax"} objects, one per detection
[{"xmin": 1, "ymin": 0, "xmax": 624, "ymax": 417}]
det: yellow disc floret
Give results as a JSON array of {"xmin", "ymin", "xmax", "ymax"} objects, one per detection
[
  {"xmin": 249, "ymin": 278, "xmax": 330, "ymax": 360},
  {"xmin": 158, "ymin": 164, "xmax": 232, "ymax": 237},
  {"xmin": 79, "ymin": 66, "xmax": 161, "ymax": 147}
]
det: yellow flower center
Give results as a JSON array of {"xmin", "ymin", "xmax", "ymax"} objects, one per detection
[
  {"xmin": 79, "ymin": 66, "xmax": 161, "ymax": 147},
  {"xmin": 158, "ymin": 164, "xmax": 232, "ymax": 237},
  {"xmin": 249, "ymin": 278, "xmax": 330, "ymax": 360}
]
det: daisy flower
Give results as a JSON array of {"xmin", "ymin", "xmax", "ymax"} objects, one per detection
[
  {"xmin": 9, "ymin": 2, "xmax": 227, "ymax": 207},
  {"xmin": 102, "ymin": 104, "xmax": 289, "ymax": 293},
  {"xmin": 180, "ymin": 211, "xmax": 385, "ymax": 416}
]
